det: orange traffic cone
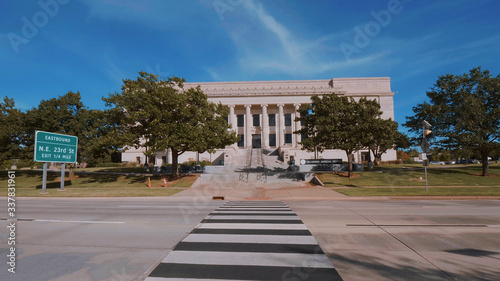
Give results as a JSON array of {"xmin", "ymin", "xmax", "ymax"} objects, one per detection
[{"xmin": 163, "ymin": 178, "xmax": 167, "ymax": 187}]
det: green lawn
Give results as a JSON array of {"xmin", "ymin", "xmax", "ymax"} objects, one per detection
[
  {"xmin": 0, "ymin": 170, "xmax": 196, "ymax": 197},
  {"xmin": 318, "ymin": 164, "xmax": 500, "ymax": 187},
  {"xmin": 335, "ymin": 186, "xmax": 500, "ymax": 197}
]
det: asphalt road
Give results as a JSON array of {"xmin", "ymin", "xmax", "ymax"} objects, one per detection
[
  {"xmin": 0, "ymin": 198, "xmax": 224, "ymax": 281},
  {"xmin": 290, "ymin": 200, "xmax": 500, "ymax": 281},
  {"xmin": 1, "ymin": 198, "xmax": 500, "ymax": 281}
]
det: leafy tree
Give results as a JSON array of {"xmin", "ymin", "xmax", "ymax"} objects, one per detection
[
  {"xmin": 365, "ymin": 118, "xmax": 409, "ymax": 165},
  {"xmin": 78, "ymin": 109, "xmax": 123, "ymax": 166},
  {"xmin": 23, "ymin": 91, "xmax": 87, "ymax": 158},
  {"xmin": 0, "ymin": 97, "xmax": 24, "ymax": 168},
  {"xmin": 406, "ymin": 149, "xmax": 419, "ymax": 158},
  {"xmin": 404, "ymin": 67, "xmax": 500, "ymax": 176},
  {"xmin": 296, "ymin": 94, "xmax": 382, "ymax": 177},
  {"xmin": 23, "ymin": 91, "xmax": 119, "ymax": 167},
  {"xmin": 296, "ymin": 106, "xmax": 322, "ymax": 159},
  {"xmin": 397, "ymin": 150, "xmax": 410, "ymax": 160},
  {"xmin": 439, "ymin": 150, "xmax": 451, "ymax": 162},
  {"xmin": 103, "ymin": 72, "xmax": 238, "ymax": 178}
]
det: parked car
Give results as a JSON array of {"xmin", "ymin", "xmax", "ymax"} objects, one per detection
[
  {"xmin": 445, "ymin": 161, "xmax": 456, "ymax": 165},
  {"xmin": 430, "ymin": 161, "xmax": 445, "ymax": 165},
  {"xmin": 458, "ymin": 159, "xmax": 480, "ymax": 164}
]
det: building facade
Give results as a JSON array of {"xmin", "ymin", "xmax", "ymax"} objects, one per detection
[{"xmin": 122, "ymin": 77, "xmax": 397, "ymax": 165}]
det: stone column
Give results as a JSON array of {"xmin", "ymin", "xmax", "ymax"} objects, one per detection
[
  {"xmin": 229, "ymin": 105, "xmax": 237, "ymax": 149},
  {"xmin": 294, "ymin": 103, "xmax": 301, "ymax": 148},
  {"xmin": 167, "ymin": 148, "xmax": 172, "ymax": 164},
  {"xmin": 245, "ymin": 104, "xmax": 252, "ymax": 148},
  {"xmin": 278, "ymin": 104, "xmax": 284, "ymax": 147},
  {"xmin": 261, "ymin": 104, "xmax": 269, "ymax": 148}
]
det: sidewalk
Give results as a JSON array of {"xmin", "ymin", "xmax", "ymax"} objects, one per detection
[{"xmin": 171, "ymin": 184, "xmax": 349, "ymax": 201}]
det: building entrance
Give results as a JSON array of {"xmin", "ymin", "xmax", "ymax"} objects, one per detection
[{"xmin": 252, "ymin": 134, "xmax": 261, "ymax": 148}]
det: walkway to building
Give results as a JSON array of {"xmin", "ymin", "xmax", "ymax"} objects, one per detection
[
  {"xmin": 171, "ymin": 148, "xmax": 347, "ymax": 201},
  {"xmin": 146, "ymin": 201, "xmax": 343, "ymax": 280}
]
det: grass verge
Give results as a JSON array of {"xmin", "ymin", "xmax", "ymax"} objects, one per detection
[
  {"xmin": 334, "ymin": 186, "xmax": 500, "ymax": 197},
  {"xmin": 318, "ymin": 164, "xmax": 500, "ymax": 187},
  {"xmin": 0, "ymin": 170, "xmax": 197, "ymax": 197}
]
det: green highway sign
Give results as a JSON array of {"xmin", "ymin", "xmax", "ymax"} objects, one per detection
[{"xmin": 34, "ymin": 131, "xmax": 78, "ymax": 163}]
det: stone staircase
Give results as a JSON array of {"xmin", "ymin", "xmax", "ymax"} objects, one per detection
[{"xmin": 192, "ymin": 149, "xmax": 305, "ymax": 189}]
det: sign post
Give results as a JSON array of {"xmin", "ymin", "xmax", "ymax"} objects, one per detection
[
  {"xmin": 34, "ymin": 131, "xmax": 78, "ymax": 193},
  {"xmin": 42, "ymin": 162, "xmax": 48, "ymax": 192}
]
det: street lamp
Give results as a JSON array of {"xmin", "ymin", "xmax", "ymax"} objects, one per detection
[{"xmin": 422, "ymin": 120, "xmax": 432, "ymax": 191}]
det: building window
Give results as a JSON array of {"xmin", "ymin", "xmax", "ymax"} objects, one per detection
[
  {"xmin": 237, "ymin": 115, "xmax": 244, "ymax": 127},
  {"xmin": 253, "ymin": 114, "xmax": 260, "ymax": 127},
  {"xmin": 301, "ymin": 134, "xmax": 308, "ymax": 142},
  {"xmin": 285, "ymin": 133, "xmax": 293, "ymax": 144},
  {"xmin": 269, "ymin": 134, "xmax": 276, "ymax": 147},
  {"xmin": 237, "ymin": 134, "xmax": 245, "ymax": 147},
  {"xmin": 162, "ymin": 156, "xmax": 167, "ymax": 164},
  {"xmin": 269, "ymin": 114, "xmax": 276, "ymax": 127},
  {"xmin": 224, "ymin": 115, "xmax": 229, "ymax": 123},
  {"xmin": 285, "ymin": 114, "xmax": 292, "ymax": 126},
  {"xmin": 136, "ymin": 156, "xmax": 141, "ymax": 164},
  {"xmin": 361, "ymin": 152, "xmax": 371, "ymax": 162}
]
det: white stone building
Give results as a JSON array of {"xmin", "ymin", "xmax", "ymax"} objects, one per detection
[{"xmin": 121, "ymin": 77, "xmax": 397, "ymax": 165}]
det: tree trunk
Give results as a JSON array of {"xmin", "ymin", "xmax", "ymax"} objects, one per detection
[
  {"xmin": 171, "ymin": 149, "xmax": 179, "ymax": 179},
  {"xmin": 346, "ymin": 151, "xmax": 353, "ymax": 178},
  {"xmin": 370, "ymin": 148, "xmax": 379, "ymax": 166},
  {"xmin": 69, "ymin": 164, "xmax": 75, "ymax": 179},
  {"xmin": 481, "ymin": 152, "xmax": 489, "ymax": 177},
  {"xmin": 148, "ymin": 154, "xmax": 155, "ymax": 173}
]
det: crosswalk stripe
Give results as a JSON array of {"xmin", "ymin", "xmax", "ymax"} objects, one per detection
[
  {"xmin": 209, "ymin": 212, "xmax": 298, "ymax": 216},
  {"xmin": 182, "ymin": 233, "xmax": 319, "ymax": 244},
  {"xmin": 173, "ymin": 242, "xmax": 324, "ymax": 254},
  {"xmin": 210, "ymin": 210, "xmax": 295, "ymax": 214},
  {"xmin": 197, "ymin": 223, "xmax": 309, "ymax": 229},
  {"xmin": 204, "ymin": 215, "xmax": 301, "ymax": 220},
  {"xmin": 146, "ymin": 201, "xmax": 343, "ymax": 281},
  {"xmin": 146, "ymin": 277, "xmax": 251, "ymax": 281},
  {"xmin": 145, "ymin": 278, "xmax": 254, "ymax": 281},
  {"xmin": 148, "ymin": 264, "xmax": 338, "ymax": 281},
  {"xmin": 191, "ymin": 228, "xmax": 312, "ymax": 236},
  {"xmin": 201, "ymin": 219, "xmax": 304, "ymax": 224},
  {"xmin": 219, "ymin": 206, "xmax": 290, "ymax": 208},
  {"xmin": 161, "ymin": 251, "xmax": 334, "ymax": 268}
]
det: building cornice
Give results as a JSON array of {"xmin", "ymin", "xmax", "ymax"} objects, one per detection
[{"xmin": 184, "ymin": 77, "xmax": 394, "ymax": 98}]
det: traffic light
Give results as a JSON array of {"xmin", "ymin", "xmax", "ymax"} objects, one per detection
[{"xmin": 424, "ymin": 129, "xmax": 432, "ymax": 136}]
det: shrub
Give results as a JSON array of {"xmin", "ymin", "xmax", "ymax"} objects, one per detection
[
  {"xmin": 181, "ymin": 160, "xmax": 212, "ymax": 166},
  {"xmin": 96, "ymin": 163, "xmax": 122, "ymax": 167}
]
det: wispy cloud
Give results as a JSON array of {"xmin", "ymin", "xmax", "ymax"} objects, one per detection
[
  {"xmin": 243, "ymin": 1, "xmax": 302, "ymax": 66},
  {"xmin": 395, "ymin": 34, "xmax": 500, "ymax": 80},
  {"xmin": 103, "ymin": 57, "xmax": 126, "ymax": 84},
  {"xmin": 219, "ymin": 0, "xmax": 390, "ymax": 78}
]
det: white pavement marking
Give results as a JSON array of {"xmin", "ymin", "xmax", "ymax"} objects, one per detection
[
  {"xmin": 211, "ymin": 210, "xmax": 295, "ymax": 214},
  {"xmin": 144, "ymin": 277, "xmax": 253, "ymax": 281},
  {"xmin": 146, "ymin": 201, "xmax": 339, "ymax": 280},
  {"xmin": 33, "ymin": 219, "xmax": 125, "ymax": 224},
  {"xmin": 204, "ymin": 215, "xmax": 300, "ymax": 220},
  {"xmin": 182, "ymin": 234, "xmax": 319, "ymax": 245},
  {"xmin": 162, "ymin": 251, "xmax": 334, "ymax": 268},
  {"xmin": 218, "ymin": 208, "xmax": 290, "ymax": 211},
  {"xmin": 197, "ymin": 223, "xmax": 308, "ymax": 230},
  {"xmin": 118, "ymin": 205, "xmax": 201, "ymax": 209}
]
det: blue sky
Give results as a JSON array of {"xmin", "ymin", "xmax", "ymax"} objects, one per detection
[{"xmin": 2, "ymin": 0, "xmax": 499, "ymax": 134}]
